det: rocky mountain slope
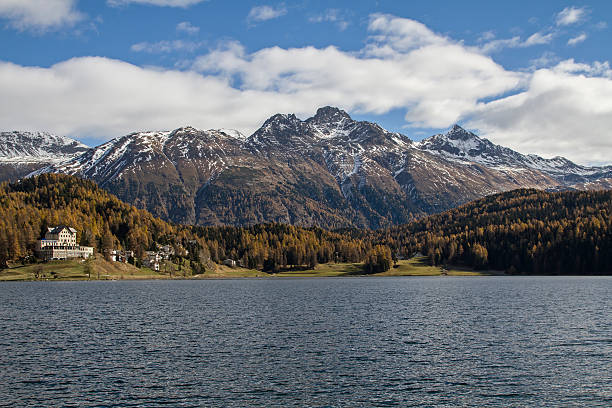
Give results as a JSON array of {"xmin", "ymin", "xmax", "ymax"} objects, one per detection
[
  {"xmin": 0, "ymin": 131, "xmax": 88, "ymax": 182},
  {"xmin": 25, "ymin": 107, "xmax": 612, "ymax": 228},
  {"xmin": 418, "ymin": 125, "xmax": 612, "ymax": 188}
]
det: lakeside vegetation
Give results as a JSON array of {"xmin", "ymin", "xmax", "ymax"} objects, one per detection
[
  {"xmin": 0, "ymin": 256, "xmax": 489, "ymax": 281},
  {"xmin": 0, "ymin": 256, "xmax": 160, "ymax": 281},
  {"xmin": 0, "ymin": 175, "xmax": 611, "ymax": 278}
]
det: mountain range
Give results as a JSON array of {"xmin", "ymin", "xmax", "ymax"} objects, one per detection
[{"xmin": 3, "ymin": 107, "xmax": 611, "ymax": 228}]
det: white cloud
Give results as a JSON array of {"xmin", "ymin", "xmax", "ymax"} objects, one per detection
[
  {"xmin": 556, "ymin": 6, "xmax": 588, "ymax": 26},
  {"xmin": 567, "ymin": 33, "xmax": 587, "ymax": 46},
  {"xmin": 367, "ymin": 13, "xmax": 447, "ymax": 51},
  {"xmin": 478, "ymin": 31, "xmax": 496, "ymax": 41},
  {"xmin": 308, "ymin": 9, "xmax": 349, "ymax": 31},
  {"xmin": 0, "ymin": 15, "xmax": 519, "ymax": 143},
  {"xmin": 524, "ymin": 32, "xmax": 554, "ymax": 46},
  {"xmin": 247, "ymin": 5, "xmax": 287, "ymax": 23},
  {"xmin": 479, "ymin": 36, "xmax": 521, "ymax": 53},
  {"xmin": 529, "ymin": 52, "xmax": 560, "ymax": 69},
  {"xmin": 107, "ymin": 0, "xmax": 207, "ymax": 6},
  {"xmin": 0, "ymin": 0, "xmax": 83, "ymax": 31},
  {"xmin": 468, "ymin": 60, "xmax": 612, "ymax": 164},
  {"xmin": 554, "ymin": 59, "xmax": 612, "ymax": 77},
  {"xmin": 479, "ymin": 31, "xmax": 553, "ymax": 53},
  {"xmin": 0, "ymin": 57, "xmax": 264, "ymax": 141},
  {"xmin": 337, "ymin": 21, "xmax": 349, "ymax": 31},
  {"xmin": 1, "ymin": 13, "xmax": 611, "ymax": 165},
  {"xmin": 131, "ymin": 40, "xmax": 204, "ymax": 53},
  {"xmin": 176, "ymin": 21, "xmax": 199, "ymax": 35},
  {"xmin": 194, "ymin": 15, "xmax": 520, "ymax": 128}
]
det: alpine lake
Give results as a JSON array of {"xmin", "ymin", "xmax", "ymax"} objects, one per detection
[{"xmin": 1, "ymin": 276, "xmax": 610, "ymax": 407}]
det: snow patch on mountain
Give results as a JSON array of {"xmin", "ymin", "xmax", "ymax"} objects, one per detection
[{"xmin": 217, "ymin": 129, "xmax": 247, "ymax": 140}]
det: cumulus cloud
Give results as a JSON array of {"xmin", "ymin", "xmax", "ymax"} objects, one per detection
[
  {"xmin": 176, "ymin": 21, "xmax": 199, "ymax": 35},
  {"xmin": 107, "ymin": 0, "xmax": 207, "ymax": 6},
  {"xmin": 195, "ymin": 15, "xmax": 520, "ymax": 128},
  {"xmin": 0, "ymin": 57, "xmax": 260, "ymax": 140},
  {"xmin": 567, "ymin": 33, "xmax": 587, "ymax": 46},
  {"xmin": 1, "ymin": 13, "xmax": 611, "ymax": 164},
  {"xmin": 468, "ymin": 60, "xmax": 612, "ymax": 164},
  {"xmin": 367, "ymin": 13, "xmax": 447, "ymax": 51},
  {"xmin": 0, "ymin": 15, "xmax": 519, "ymax": 142},
  {"xmin": 131, "ymin": 40, "xmax": 204, "ymax": 53},
  {"xmin": 247, "ymin": 5, "xmax": 287, "ymax": 23},
  {"xmin": 0, "ymin": 0, "xmax": 84, "ymax": 31},
  {"xmin": 556, "ymin": 6, "xmax": 588, "ymax": 26}
]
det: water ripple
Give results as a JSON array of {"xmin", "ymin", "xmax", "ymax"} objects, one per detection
[{"xmin": 0, "ymin": 276, "xmax": 610, "ymax": 407}]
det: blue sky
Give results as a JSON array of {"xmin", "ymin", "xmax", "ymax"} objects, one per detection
[{"xmin": 1, "ymin": 0, "xmax": 611, "ymax": 164}]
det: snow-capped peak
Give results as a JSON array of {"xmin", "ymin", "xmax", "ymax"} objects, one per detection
[
  {"xmin": 217, "ymin": 128, "xmax": 247, "ymax": 140},
  {"xmin": 307, "ymin": 106, "xmax": 356, "ymax": 139},
  {"xmin": 311, "ymin": 106, "xmax": 352, "ymax": 123},
  {"xmin": 445, "ymin": 124, "xmax": 475, "ymax": 141},
  {"xmin": 415, "ymin": 124, "xmax": 609, "ymax": 178},
  {"xmin": 0, "ymin": 131, "xmax": 89, "ymax": 164}
]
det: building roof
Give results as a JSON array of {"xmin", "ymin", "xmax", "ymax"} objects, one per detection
[{"xmin": 48, "ymin": 226, "xmax": 77, "ymax": 234}]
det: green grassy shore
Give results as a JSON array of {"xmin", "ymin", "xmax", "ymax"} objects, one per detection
[{"xmin": 0, "ymin": 256, "xmax": 497, "ymax": 281}]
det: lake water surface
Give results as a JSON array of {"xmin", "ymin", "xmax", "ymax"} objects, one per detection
[{"xmin": 0, "ymin": 276, "xmax": 611, "ymax": 407}]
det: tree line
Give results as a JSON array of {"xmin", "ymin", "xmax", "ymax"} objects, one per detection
[
  {"xmin": 1, "ymin": 175, "xmax": 610, "ymax": 275},
  {"xmin": 194, "ymin": 223, "xmax": 371, "ymax": 272},
  {"xmin": 374, "ymin": 189, "xmax": 612, "ymax": 274}
]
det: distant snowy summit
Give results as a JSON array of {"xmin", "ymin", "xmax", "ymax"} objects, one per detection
[
  {"xmin": 0, "ymin": 131, "xmax": 89, "ymax": 182},
  {"xmin": 417, "ymin": 124, "xmax": 612, "ymax": 180},
  {"xmin": 0, "ymin": 131, "xmax": 88, "ymax": 164}
]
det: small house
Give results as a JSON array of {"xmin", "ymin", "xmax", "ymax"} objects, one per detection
[{"xmin": 223, "ymin": 259, "xmax": 237, "ymax": 267}]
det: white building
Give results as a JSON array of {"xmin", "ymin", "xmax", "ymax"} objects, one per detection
[
  {"xmin": 36, "ymin": 226, "xmax": 94, "ymax": 260},
  {"xmin": 109, "ymin": 249, "xmax": 134, "ymax": 263},
  {"xmin": 223, "ymin": 259, "xmax": 237, "ymax": 267},
  {"xmin": 144, "ymin": 251, "xmax": 162, "ymax": 271},
  {"xmin": 40, "ymin": 226, "xmax": 78, "ymax": 247}
]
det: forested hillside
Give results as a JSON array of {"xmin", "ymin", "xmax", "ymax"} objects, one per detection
[
  {"xmin": 0, "ymin": 174, "xmax": 192, "ymax": 267},
  {"xmin": 0, "ymin": 174, "xmax": 368, "ymax": 271},
  {"xmin": 1, "ymin": 175, "xmax": 611, "ymax": 275},
  {"xmin": 378, "ymin": 189, "xmax": 612, "ymax": 274}
]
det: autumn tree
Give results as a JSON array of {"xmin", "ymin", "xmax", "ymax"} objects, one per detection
[{"xmin": 363, "ymin": 245, "xmax": 393, "ymax": 274}]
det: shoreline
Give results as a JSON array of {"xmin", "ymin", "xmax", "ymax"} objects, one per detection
[
  {"xmin": 4, "ymin": 274, "xmax": 612, "ymax": 283},
  {"xmin": 7, "ymin": 256, "xmax": 609, "ymax": 281},
  {"xmin": 0, "ymin": 256, "xmax": 501, "ymax": 282}
]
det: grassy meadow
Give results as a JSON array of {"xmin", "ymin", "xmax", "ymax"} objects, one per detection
[
  {"xmin": 0, "ymin": 256, "xmax": 166, "ymax": 281},
  {"xmin": 0, "ymin": 256, "xmax": 493, "ymax": 281}
]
